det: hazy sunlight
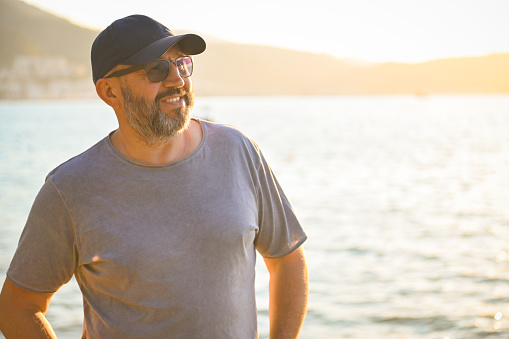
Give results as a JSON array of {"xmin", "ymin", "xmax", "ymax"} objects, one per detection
[{"xmin": 20, "ymin": 0, "xmax": 509, "ymax": 63}]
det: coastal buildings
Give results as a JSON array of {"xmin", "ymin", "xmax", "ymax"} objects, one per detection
[{"xmin": 0, "ymin": 55, "xmax": 95, "ymax": 100}]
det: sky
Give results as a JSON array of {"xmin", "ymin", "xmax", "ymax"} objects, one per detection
[{"xmin": 21, "ymin": 0, "xmax": 509, "ymax": 63}]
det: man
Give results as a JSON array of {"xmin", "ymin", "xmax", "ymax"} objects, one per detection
[{"xmin": 0, "ymin": 15, "xmax": 308, "ymax": 339}]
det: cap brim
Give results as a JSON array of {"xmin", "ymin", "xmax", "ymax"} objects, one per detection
[{"xmin": 122, "ymin": 34, "xmax": 206, "ymax": 65}]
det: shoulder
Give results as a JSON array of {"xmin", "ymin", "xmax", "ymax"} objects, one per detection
[
  {"xmin": 200, "ymin": 119, "xmax": 261, "ymax": 153},
  {"xmin": 199, "ymin": 119, "xmax": 266, "ymax": 173},
  {"xmin": 201, "ymin": 119, "xmax": 248, "ymax": 138},
  {"xmin": 47, "ymin": 136, "xmax": 112, "ymax": 185}
]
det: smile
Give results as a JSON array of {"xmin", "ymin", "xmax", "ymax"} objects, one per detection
[{"xmin": 163, "ymin": 97, "xmax": 181, "ymax": 103}]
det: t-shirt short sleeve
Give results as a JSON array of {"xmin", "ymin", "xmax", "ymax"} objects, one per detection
[
  {"xmin": 7, "ymin": 177, "xmax": 76, "ymax": 293},
  {"xmin": 253, "ymin": 149, "xmax": 307, "ymax": 258}
]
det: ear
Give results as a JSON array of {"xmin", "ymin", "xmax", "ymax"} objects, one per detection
[{"xmin": 95, "ymin": 78, "xmax": 122, "ymax": 110}]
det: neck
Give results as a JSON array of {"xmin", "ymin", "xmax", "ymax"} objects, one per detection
[{"xmin": 110, "ymin": 119, "xmax": 203, "ymax": 166}]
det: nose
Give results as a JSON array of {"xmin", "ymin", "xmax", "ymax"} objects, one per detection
[{"xmin": 162, "ymin": 61, "xmax": 185, "ymax": 88}]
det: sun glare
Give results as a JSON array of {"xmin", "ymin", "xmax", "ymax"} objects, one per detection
[{"xmin": 20, "ymin": 0, "xmax": 509, "ymax": 63}]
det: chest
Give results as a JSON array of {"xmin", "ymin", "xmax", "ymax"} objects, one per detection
[{"xmin": 72, "ymin": 167, "xmax": 259, "ymax": 271}]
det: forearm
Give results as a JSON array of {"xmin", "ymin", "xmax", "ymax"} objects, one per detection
[
  {"xmin": 0, "ymin": 279, "xmax": 57, "ymax": 339},
  {"xmin": 266, "ymin": 248, "xmax": 309, "ymax": 339},
  {"xmin": 0, "ymin": 310, "xmax": 57, "ymax": 339}
]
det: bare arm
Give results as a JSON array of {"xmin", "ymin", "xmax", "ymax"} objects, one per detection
[
  {"xmin": 263, "ymin": 246, "xmax": 309, "ymax": 339},
  {"xmin": 0, "ymin": 278, "xmax": 57, "ymax": 339}
]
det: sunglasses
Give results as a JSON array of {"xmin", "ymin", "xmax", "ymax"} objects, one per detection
[{"xmin": 105, "ymin": 56, "xmax": 193, "ymax": 82}]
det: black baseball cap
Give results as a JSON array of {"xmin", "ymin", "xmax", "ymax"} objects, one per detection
[{"xmin": 91, "ymin": 15, "xmax": 206, "ymax": 84}]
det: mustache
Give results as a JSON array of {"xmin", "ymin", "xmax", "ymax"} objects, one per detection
[{"xmin": 155, "ymin": 88, "xmax": 187, "ymax": 102}]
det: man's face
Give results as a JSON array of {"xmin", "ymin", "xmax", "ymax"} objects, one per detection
[
  {"xmin": 120, "ymin": 83, "xmax": 194, "ymax": 145},
  {"xmin": 118, "ymin": 46, "xmax": 195, "ymax": 145}
]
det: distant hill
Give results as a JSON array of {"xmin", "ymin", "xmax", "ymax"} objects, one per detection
[
  {"xmin": 1, "ymin": 0, "xmax": 508, "ymax": 99},
  {"xmin": 191, "ymin": 43, "xmax": 361, "ymax": 96},
  {"xmin": 193, "ymin": 44, "xmax": 509, "ymax": 96},
  {"xmin": 0, "ymin": 0, "xmax": 97, "ymax": 66},
  {"xmin": 346, "ymin": 54, "xmax": 509, "ymax": 95}
]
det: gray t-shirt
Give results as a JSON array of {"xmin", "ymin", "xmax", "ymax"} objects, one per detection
[{"xmin": 7, "ymin": 119, "xmax": 307, "ymax": 339}]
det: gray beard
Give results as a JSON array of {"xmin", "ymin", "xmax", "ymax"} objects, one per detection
[{"xmin": 121, "ymin": 86, "xmax": 194, "ymax": 145}]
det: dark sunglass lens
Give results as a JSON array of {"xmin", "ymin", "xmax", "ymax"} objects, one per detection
[
  {"xmin": 176, "ymin": 57, "xmax": 193, "ymax": 78},
  {"xmin": 146, "ymin": 60, "xmax": 170, "ymax": 82}
]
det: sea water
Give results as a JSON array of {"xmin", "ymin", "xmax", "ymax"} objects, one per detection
[{"xmin": 1, "ymin": 95, "xmax": 509, "ymax": 338}]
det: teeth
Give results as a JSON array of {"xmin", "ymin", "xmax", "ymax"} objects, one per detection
[{"xmin": 164, "ymin": 97, "xmax": 180, "ymax": 103}]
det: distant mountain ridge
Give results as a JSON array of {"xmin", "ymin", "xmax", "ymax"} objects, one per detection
[
  {"xmin": 0, "ymin": 0, "xmax": 97, "ymax": 66},
  {"xmin": 1, "ymin": 0, "xmax": 508, "ymax": 99}
]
